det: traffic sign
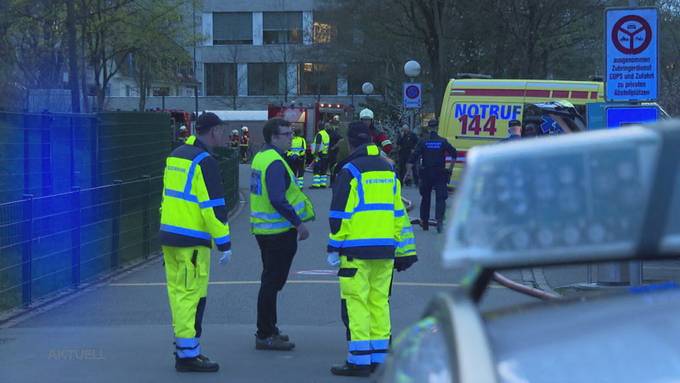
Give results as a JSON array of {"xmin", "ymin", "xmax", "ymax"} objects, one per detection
[
  {"xmin": 606, "ymin": 105, "xmax": 658, "ymax": 129},
  {"xmin": 403, "ymin": 83, "xmax": 422, "ymax": 109},
  {"xmin": 605, "ymin": 7, "xmax": 658, "ymax": 102}
]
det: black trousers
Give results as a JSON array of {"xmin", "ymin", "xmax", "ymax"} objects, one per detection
[
  {"xmin": 255, "ymin": 229, "xmax": 298, "ymax": 339},
  {"xmin": 328, "ymin": 151, "xmax": 338, "ymax": 184},
  {"xmin": 419, "ymin": 169, "xmax": 448, "ymax": 222},
  {"xmin": 286, "ymin": 155, "xmax": 305, "ymax": 179},
  {"xmin": 313, "ymin": 154, "xmax": 329, "ymax": 175}
]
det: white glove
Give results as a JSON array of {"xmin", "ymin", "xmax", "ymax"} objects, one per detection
[
  {"xmin": 326, "ymin": 252, "xmax": 340, "ymax": 267},
  {"xmin": 219, "ymin": 250, "xmax": 232, "ymax": 265}
]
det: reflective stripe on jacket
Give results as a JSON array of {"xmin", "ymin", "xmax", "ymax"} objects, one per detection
[
  {"xmin": 328, "ymin": 144, "xmax": 404, "ymax": 259},
  {"xmin": 160, "ymin": 137, "xmax": 231, "ymax": 251},
  {"xmin": 315, "ymin": 129, "xmax": 330, "ymax": 155},
  {"xmin": 250, "ymin": 148, "xmax": 315, "ymax": 235},
  {"xmin": 287, "ymin": 136, "xmax": 307, "ymax": 157}
]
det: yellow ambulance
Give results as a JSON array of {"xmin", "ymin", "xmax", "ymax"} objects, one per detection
[{"xmin": 438, "ymin": 79, "xmax": 604, "ymax": 188}]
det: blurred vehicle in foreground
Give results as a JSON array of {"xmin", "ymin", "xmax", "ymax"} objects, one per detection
[{"xmin": 379, "ymin": 119, "xmax": 680, "ymax": 383}]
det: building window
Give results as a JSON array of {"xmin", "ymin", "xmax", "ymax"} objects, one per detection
[
  {"xmin": 299, "ymin": 63, "xmax": 337, "ymax": 95},
  {"xmin": 213, "ymin": 12, "xmax": 252, "ymax": 45},
  {"xmin": 248, "ymin": 63, "xmax": 287, "ymax": 95},
  {"xmin": 313, "ymin": 12, "xmax": 336, "ymax": 44},
  {"xmin": 205, "ymin": 63, "xmax": 237, "ymax": 96},
  {"xmin": 313, "ymin": 22, "xmax": 335, "ymax": 44},
  {"xmin": 263, "ymin": 12, "xmax": 302, "ymax": 44}
]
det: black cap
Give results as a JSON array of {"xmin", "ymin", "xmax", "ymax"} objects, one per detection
[
  {"xmin": 347, "ymin": 121, "xmax": 371, "ymax": 147},
  {"xmin": 428, "ymin": 119, "xmax": 439, "ymax": 128},
  {"xmin": 196, "ymin": 112, "xmax": 223, "ymax": 133},
  {"xmin": 508, "ymin": 119, "xmax": 521, "ymax": 128}
]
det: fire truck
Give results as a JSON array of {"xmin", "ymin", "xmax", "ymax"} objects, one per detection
[{"xmin": 267, "ymin": 102, "xmax": 352, "ymax": 141}]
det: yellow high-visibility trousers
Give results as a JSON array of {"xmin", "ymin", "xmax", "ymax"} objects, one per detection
[
  {"xmin": 338, "ymin": 257, "xmax": 394, "ymax": 366},
  {"xmin": 163, "ymin": 246, "xmax": 210, "ymax": 358}
]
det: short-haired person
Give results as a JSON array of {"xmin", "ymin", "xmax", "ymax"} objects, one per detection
[
  {"xmin": 160, "ymin": 112, "xmax": 232, "ymax": 372},
  {"xmin": 250, "ymin": 118, "xmax": 315, "ymax": 350}
]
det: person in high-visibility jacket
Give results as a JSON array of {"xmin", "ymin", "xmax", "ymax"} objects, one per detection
[
  {"xmin": 251, "ymin": 118, "xmax": 315, "ymax": 351},
  {"xmin": 160, "ymin": 112, "xmax": 232, "ymax": 373},
  {"xmin": 286, "ymin": 127, "xmax": 307, "ymax": 188},
  {"xmin": 312, "ymin": 124, "xmax": 330, "ymax": 188},
  {"xmin": 327, "ymin": 122, "xmax": 418, "ymax": 377}
]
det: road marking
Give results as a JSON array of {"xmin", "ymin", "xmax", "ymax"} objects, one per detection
[
  {"xmin": 296, "ymin": 269, "xmax": 338, "ymax": 276},
  {"xmin": 109, "ymin": 280, "xmax": 504, "ymax": 288}
]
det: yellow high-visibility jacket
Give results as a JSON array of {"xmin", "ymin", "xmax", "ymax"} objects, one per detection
[
  {"xmin": 327, "ymin": 144, "xmax": 405, "ymax": 259},
  {"xmin": 250, "ymin": 147, "xmax": 315, "ymax": 235},
  {"xmin": 160, "ymin": 137, "xmax": 231, "ymax": 251}
]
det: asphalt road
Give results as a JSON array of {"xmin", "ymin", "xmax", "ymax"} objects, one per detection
[{"xmin": 0, "ymin": 164, "xmax": 538, "ymax": 383}]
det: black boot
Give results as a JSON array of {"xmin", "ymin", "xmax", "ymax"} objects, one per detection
[
  {"xmin": 330, "ymin": 362, "xmax": 371, "ymax": 377},
  {"xmin": 175, "ymin": 354, "xmax": 219, "ymax": 372},
  {"xmin": 420, "ymin": 220, "xmax": 429, "ymax": 231},
  {"xmin": 274, "ymin": 332, "xmax": 290, "ymax": 342},
  {"xmin": 255, "ymin": 334, "xmax": 295, "ymax": 351},
  {"xmin": 436, "ymin": 220, "xmax": 444, "ymax": 233}
]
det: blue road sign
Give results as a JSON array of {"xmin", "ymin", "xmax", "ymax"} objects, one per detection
[
  {"xmin": 605, "ymin": 8, "xmax": 658, "ymax": 102},
  {"xmin": 403, "ymin": 83, "xmax": 422, "ymax": 109},
  {"xmin": 606, "ymin": 106, "xmax": 658, "ymax": 129}
]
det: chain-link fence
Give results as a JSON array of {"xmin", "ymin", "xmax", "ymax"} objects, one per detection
[
  {"xmin": 0, "ymin": 111, "xmax": 240, "ymax": 313},
  {"xmin": 0, "ymin": 177, "xmax": 162, "ymax": 311},
  {"xmin": 0, "ymin": 111, "xmax": 174, "ymax": 203},
  {"xmin": 0, "ymin": 154, "xmax": 239, "ymax": 313}
]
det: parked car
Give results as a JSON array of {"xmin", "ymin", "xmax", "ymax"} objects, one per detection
[{"xmin": 378, "ymin": 120, "xmax": 680, "ymax": 383}]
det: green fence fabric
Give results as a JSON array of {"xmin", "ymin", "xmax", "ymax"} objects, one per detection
[{"xmin": 0, "ymin": 112, "xmax": 240, "ymax": 313}]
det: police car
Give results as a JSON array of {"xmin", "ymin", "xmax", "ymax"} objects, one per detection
[{"xmin": 378, "ymin": 120, "xmax": 680, "ymax": 382}]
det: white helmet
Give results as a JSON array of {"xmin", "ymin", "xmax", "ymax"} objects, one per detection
[
  {"xmin": 232, "ymin": 129, "xmax": 238, "ymax": 134},
  {"xmin": 359, "ymin": 108, "xmax": 374, "ymax": 120},
  {"xmin": 241, "ymin": 126, "xmax": 249, "ymax": 132}
]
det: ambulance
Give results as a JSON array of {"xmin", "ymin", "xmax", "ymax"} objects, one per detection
[{"xmin": 437, "ymin": 79, "xmax": 604, "ymax": 188}]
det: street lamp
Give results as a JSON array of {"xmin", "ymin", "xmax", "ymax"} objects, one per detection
[
  {"xmin": 361, "ymin": 81, "xmax": 374, "ymax": 117},
  {"xmin": 404, "ymin": 60, "xmax": 421, "ymax": 79},
  {"xmin": 361, "ymin": 82, "xmax": 374, "ymax": 95},
  {"xmin": 403, "ymin": 60, "xmax": 421, "ymax": 131}
]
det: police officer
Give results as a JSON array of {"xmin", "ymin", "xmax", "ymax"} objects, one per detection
[
  {"xmin": 286, "ymin": 127, "xmax": 307, "ymax": 188},
  {"xmin": 160, "ymin": 112, "xmax": 232, "ymax": 372},
  {"xmin": 251, "ymin": 118, "xmax": 315, "ymax": 351},
  {"xmin": 503, "ymin": 119, "xmax": 522, "ymax": 142},
  {"xmin": 312, "ymin": 123, "xmax": 331, "ymax": 188},
  {"xmin": 406, "ymin": 119, "xmax": 456, "ymax": 233},
  {"xmin": 327, "ymin": 122, "xmax": 417, "ymax": 377}
]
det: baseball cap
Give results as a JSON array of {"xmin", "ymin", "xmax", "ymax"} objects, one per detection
[
  {"xmin": 196, "ymin": 112, "xmax": 223, "ymax": 133},
  {"xmin": 508, "ymin": 119, "xmax": 522, "ymax": 128}
]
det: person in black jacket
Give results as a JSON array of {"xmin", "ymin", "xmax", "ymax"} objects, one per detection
[
  {"xmin": 405, "ymin": 119, "xmax": 456, "ymax": 233},
  {"xmin": 396, "ymin": 124, "xmax": 419, "ymax": 185}
]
